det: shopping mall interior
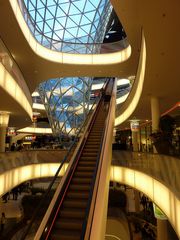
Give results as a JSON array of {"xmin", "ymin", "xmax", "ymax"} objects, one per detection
[{"xmin": 0, "ymin": 0, "xmax": 180, "ymax": 239}]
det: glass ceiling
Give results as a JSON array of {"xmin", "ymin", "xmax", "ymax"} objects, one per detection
[
  {"xmin": 22, "ymin": 0, "xmax": 112, "ymax": 52},
  {"xmin": 22, "ymin": 0, "xmax": 113, "ymax": 138}
]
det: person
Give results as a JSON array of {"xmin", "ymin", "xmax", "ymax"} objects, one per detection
[
  {"xmin": 2, "ymin": 193, "xmax": 9, "ymax": 203},
  {"xmin": 140, "ymin": 194, "xmax": 148, "ymax": 211},
  {"xmin": 0, "ymin": 212, "xmax": 6, "ymax": 231},
  {"xmin": 10, "ymin": 143, "xmax": 16, "ymax": 151}
]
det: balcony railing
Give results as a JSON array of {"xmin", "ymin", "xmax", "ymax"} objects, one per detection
[{"xmin": 112, "ymin": 150, "xmax": 180, "ymax": 200}]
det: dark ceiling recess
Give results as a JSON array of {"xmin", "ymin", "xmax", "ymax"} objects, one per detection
[{"xmin": 104, "ymin": 9, "xmax": 126, "ymax": 43}]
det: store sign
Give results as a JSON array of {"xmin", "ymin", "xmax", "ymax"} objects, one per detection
[
  {"xmin": 153, "ymin": 204, "xmax": 167, "ymax": 220},
  {"xmin": 25, "ymin": 135, "xmax": 36, "ymax": 141},
  {"xmin": 130, "ymin": 121, "xmax": 139, "ymax": 132},
  {"xmin": 7, "ymin": 127, "xmax": 16, "ymax": 136}
]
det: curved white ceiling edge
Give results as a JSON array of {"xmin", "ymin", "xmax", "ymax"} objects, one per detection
[
  {"xmin": 0, "ymin": 62, "xmax": 32, "ymax": 118},
  {"xmin": 9, "ymin": 0, "xmax": 131, "ymax": 65},
  {"xmin": 111, "ymin": 166, "xmax": 180, "ymax": 239},
  {"xmin": 115, "ymin": 31, "xmax": 146, "ymax": 126},
  {"xmin": 0, "ymin": 162, "xmax": 179, "ymax": 237}
]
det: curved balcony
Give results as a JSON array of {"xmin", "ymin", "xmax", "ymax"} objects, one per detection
[
  {"xmin": 112, "ymin": 150, "xmax": 180, "ymax": 238},
  {"xmin": 0, "ymin": 150, "xmax": 180, "ymax": 237},
  {"xmin": 115, "ymin": 30, "xmax": 146, "ymax": 126},
  {"xmin": 0, "ymin": 37, "xmax": 32, "ymax": 120}
]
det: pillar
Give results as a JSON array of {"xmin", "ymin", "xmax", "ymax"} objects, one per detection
[
  {"xmin": 151, "ymin": 96, "xmax": 160, "ymax": 153},
  {"xmin": 153, "ymin": 204, "xmax": 169, "ymax": 240},
  {"xmin": 0, "ymin": 112, "xmax": 10, "ymax": 152},
  {"xmin": 134, "ymin": 190, "xmax": 140, "ymax": 212},
  {"xmin": 130, "ymin": 120, "xmax": 140, "ymax": 152},
  {"xmin": 157, "ymin": 219, "xmax": 168, "ymax": 240},
  {"xmin": 151, "ymin": 96, "xmax": 160, "ymax": 133},
  {"xmin": 112, "ymin": 128, "xmax": 116, "ymax": 144},
  {"xmin": 132, "ymin": 131, "xmax": 139, "ymax": 152}
]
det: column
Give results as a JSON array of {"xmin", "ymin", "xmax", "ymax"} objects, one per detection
[
  {"xmin": 151, "ymin": 96, "xmax": 160, "ymax": 133},
  {"xmin": 134, "ymin": 190, "xmax": 140, "ymax": 212},
  {"xmin": 130, "ymin": 120, "xmax": 140, "ymax": 152},
  {"xmin": 157, "ymin": 219, "xmax": 168, "ymax": 240},
  {"xmin": 112, "ymin": 128, "xmax": 116, "ymax": 144},
  {"xmin": 153, "ymin": 204, "xmax": 168, "ymax": 240},
  {"xmin": 0, "ymin": 112, "xmax": 10, "ymax": 152},
  {"xmin": 151, "ymin": 96, "xmax": 160, "ymax": 153},
  {"xmin": 132, "ymin": 131, "xmax": 139, "ymax": 152}
]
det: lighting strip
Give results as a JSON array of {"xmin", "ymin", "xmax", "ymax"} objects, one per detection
[
  {"xmin": 0, "ymin": 62, "xmax": 32, "ymax": 118},
  {"xmin": 115, "ymin": 31, "xmax": 146, "ymax": 126},
  {"xmin": 17, "ymin": 127, "xmax": 52, "ymax": 134},
  {"xmin": 0, "ymin": 163, "xmax": 68, "ymax": 197}
]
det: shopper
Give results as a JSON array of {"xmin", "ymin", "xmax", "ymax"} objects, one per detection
[{"xmin": 0, "ymin": 212, "xmax": 6, "ymax": 232}]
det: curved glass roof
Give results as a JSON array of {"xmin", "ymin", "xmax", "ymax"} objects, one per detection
[
  {"xmin": 39, "ymin": 77, "xmax": 92, "ymax": 136},
  {"xmin": 22, "ymin": 0, "xmax": 112, "ymax": 53}
]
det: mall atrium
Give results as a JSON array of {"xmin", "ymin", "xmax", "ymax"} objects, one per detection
[{"xmin": 0, "ymin": 0, "xmax": 180, "ymax": 239}]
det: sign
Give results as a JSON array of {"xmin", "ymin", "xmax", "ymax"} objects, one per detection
[
  {"xmin": 7, "ymin": 127, "xmax": 16, "ymax": 136},
  {"xmin": 130, "ymin": 121, "xmax": 139, "ymax": 132},
  {"xmin": 25, "ymin": 135, "xmax": 36, "ymax": 141}
]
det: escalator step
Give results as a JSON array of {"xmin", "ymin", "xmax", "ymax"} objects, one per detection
[
  {"xmin": 59, "ymin": 208, "xmax": 85, "ymax": 219},
  {"xmin": 82, "ymin": 148, "xmax": 99, "ymax": 152},
  {"xmin": 81, "ymin": 153, "xmax": 97, "ymax": 158},
  {"xmin": 69, "ymin": 184, "xmax": 90, "ymax": 191},
  {"xmin": 66, "ymin": 191, "xmax": 89, "ymax": 199},
  {"xmin": 63, "ymin": 200, "xmax": 87, "ymax": 208},
  {"xmin": 76, "ymin": 166, "xmax": 95, "ymax": 172},
  {"xmin": 83, "ymin": 146, "xmax": 99, "ymax": 150},
  {"xmin": 54, "ymin": 218, "xmax": 82, "ymax": 230},
  {"xmin": 80, "ymin": 156, "xmax": 97, "ymax": 161},
  {"xmin": 51, "ymin": 229, "xmax": 81, "ymax": 240},
  {"xmin": 72, "ymin": 177, "xmax": 92, "ymax": 184},
  {"xmin": 74, "ymin": 171, "xmax": 93, "ymax": 177},
  {"xmin": 78, "ymin": 161, "xmax": 96, "ymax": 166}
]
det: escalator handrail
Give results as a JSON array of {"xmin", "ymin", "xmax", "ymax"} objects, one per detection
[
  {"xmin": 19, "ymin": 94, "xmax": 100, "ymax": 240},
  {"xmin": 80, "ymin": 79, "xmax": 114, "ymax": 239}
]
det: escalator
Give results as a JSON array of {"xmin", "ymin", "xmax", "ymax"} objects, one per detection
[{"xmin": 38, "ymin": 79, "xmax": 115, "ymax": 240}]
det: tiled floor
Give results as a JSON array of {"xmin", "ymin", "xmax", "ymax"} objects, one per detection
[{"xmin": 0, "ymin": 193, "xmax": 25, "ymax": 219}]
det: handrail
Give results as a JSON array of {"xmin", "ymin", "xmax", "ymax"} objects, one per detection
[
  {"xmin": 112, "ymin": 150, "xmax": 180, "ymax": 200},
  {"xmin": 81, "ymin": 79, "xmax": 113, "ymax": 239},
  {"xmin": 19, "ymin": 89, "xmax": 102, "ymax": 240},
  {"xmin": 17, "ymin": 0, "xmax": 129, "ymax": 53},
  {"xmin": 81, "ymin": 107, "xmax": 107, "ymax": 239}
]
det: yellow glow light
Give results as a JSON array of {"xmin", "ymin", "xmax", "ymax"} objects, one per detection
[
  {"xmin": 32, "ymin": 103, "xmax": 45, "ymax": 110},
  {"xmin": 117, "ymin": 78, "xmax": 130, "ymax": 86},
  {"xmin": 115, "ymin": 32, "xmax": 146, "ymax": 126},
  {"xmin": 116, "ymin": 92, "xmax": 129, "ymax": 105},
  {"xmin": 0, "ymin": 63, "xmax": 32, "ymax": 118},
  {"xmin": 17, "ymin": 127, "xmax": 52, "ymax": 134}
]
